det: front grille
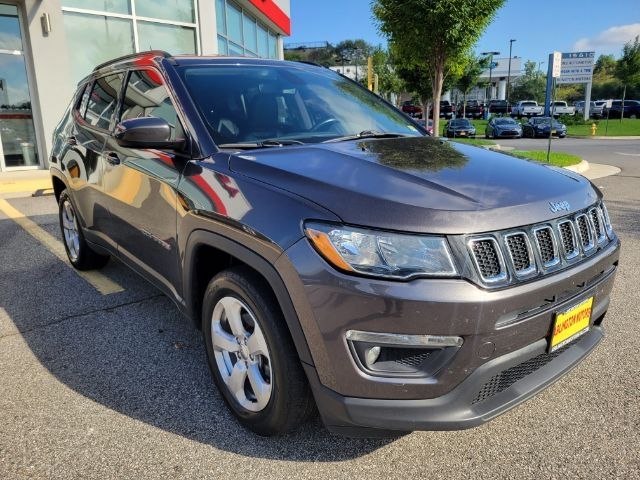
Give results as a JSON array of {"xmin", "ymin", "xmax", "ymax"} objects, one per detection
[
  {"xmin": 534, "ymin": 227, "xmax": 557, "ymax": 266},
  {"xmin": 470, "ymin": 239, "xmax": 502, "ymax": 279},
  {"xmin": 576, "ymin": 214, "xmax": 594, "ymax": 251},
  {"xmin": 465, "ymin": 202, "xmax": 613, "ymax": 287},
  {"xmin": 505, "ymin": 233, "xmax": 532, "ymax": 273},
  {"xmin": 472, "ymin": 343, "xmax": 572, "ymax": 404}
]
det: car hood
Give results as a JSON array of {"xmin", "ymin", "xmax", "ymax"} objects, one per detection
[{"xmin": 229, "ymin": 136, "xmax": 598, "ymax": 234}]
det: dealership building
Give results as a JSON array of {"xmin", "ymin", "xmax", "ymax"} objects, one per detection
[{"xmin": 0, "ymin": 0, "xmax": 291, "ymax": 172}]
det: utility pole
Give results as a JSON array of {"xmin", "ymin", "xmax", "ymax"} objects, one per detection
[{"xmin": 506, "ymin": 39, "xmax": 516, "ymax": 105}]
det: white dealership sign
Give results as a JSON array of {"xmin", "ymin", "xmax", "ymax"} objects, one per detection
[{"xmin": 556, "ymin": 51, "xmax": 595, "ymax": 84}]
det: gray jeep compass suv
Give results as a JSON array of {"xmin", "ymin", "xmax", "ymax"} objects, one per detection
[{"xmin": 50, "ymin": 51, "xmax": 620, "ymax": 437}]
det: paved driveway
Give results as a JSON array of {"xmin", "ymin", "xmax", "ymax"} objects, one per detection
[{"xmin": 0, "ymin": 139, "xmax": 638, "ymax": 479}]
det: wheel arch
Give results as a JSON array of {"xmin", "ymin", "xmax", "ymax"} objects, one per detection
[
  {"xmin": 183, "ymin": 229, "xmax": 314, "ymax": 366},
  {"xmin": 50, "ymin": 168, "xmax": 68, "ymax": 202}
]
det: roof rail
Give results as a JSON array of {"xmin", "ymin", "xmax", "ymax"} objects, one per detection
[{"xmin": 93, "ymin": 50, "xmax": 171, "ymax": 72}]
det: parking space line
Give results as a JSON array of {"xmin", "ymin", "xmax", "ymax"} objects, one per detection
[{"xmin": 0, "ymin": 199, "xmax": 124, "ymax": 295}]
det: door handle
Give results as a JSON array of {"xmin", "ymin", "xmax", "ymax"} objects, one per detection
[
  {"xmin": 104, "ymin": 152, "xmax": 121, "ymax": 165},
  {"xmin": 67, "ymin": 136, "xmax": 77, "ymax": 146}
]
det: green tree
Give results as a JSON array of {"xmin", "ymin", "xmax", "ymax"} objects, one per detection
[
  {"xmin": 615, "ymin": 35, "xmax": 640, "ymax": 121},
  {"xmin": 370, "ymin": 48, "xmax": 405, "ymax": 103},
  {"xmin": 456, "ymin": 55, "xmax": 489, "ymax": 117},
  {"xmin": 594, "ymin": 54, "xmax": 616, "ymax": 75},
  {"xmin": 372, "ymin": 0, "xmax": 504, "ymax": 136},
  {"xmin": 510, "ymin": 60, "xmax": 546, "ymax": 103},
  {"xmin": 334, "ymin": 39, "xmax": 374, "ymax": 78}
]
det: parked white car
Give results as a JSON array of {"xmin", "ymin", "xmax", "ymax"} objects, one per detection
[
  {"xmin": 574, "ymin": 101, "xmax": 603, "ymax": 118},
  {"xmin": 550, "ymin": 101, "xmax": 575, "ymax": 116},
  {"xmin": 511, "ymin": 101, "xmax": 543, "ymax": 118}
]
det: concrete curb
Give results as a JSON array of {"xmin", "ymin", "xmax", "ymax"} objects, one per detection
[
  {"xmin": 563, "ymin": 159, "xmax": 590, "ymax": 174},
  {"xmin": 568, "ymin": 135, "xmax": 640, "ymax": 140}
]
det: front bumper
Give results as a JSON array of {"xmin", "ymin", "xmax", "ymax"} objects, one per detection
[
  {"xmin": 495, "ymin": 130, "xmax": 522, "ymax": 138},
  {"xmin": 280, "ymin": 235, "xmax": 619, "ymax": 434},
  {"xmin": 306, "ymin": 325, "xmax": 603, "ymax": 436},
  {"xmin": 535, "ymin": 129, "xmax": 567, "ymax": 137}
]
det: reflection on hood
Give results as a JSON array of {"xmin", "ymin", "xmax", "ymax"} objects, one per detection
[{"xmin": 357, "ymin": 136, "xmax": 469, "ymax": 172}]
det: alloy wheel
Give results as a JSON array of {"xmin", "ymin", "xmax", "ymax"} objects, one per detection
[
  {"xmin": 210, "ymin": 296, "xmax": 272, "ymax": 412},
  {"xmin": 62, "ymin": 200, "xmax": 80, "ymax": 261}
]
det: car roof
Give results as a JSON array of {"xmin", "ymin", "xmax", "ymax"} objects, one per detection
[{"xmin": 83, "ymin": 50, "xmax": 326, "ymax": 84}]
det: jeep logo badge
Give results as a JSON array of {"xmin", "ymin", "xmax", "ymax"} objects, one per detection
[{"xmin": 549, "ymin": 200, "xmax": 571, "ymax": 213}]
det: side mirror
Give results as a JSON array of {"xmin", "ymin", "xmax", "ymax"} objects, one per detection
[{"xmin": 114, "ymin": 117, "xmax": 182, "ymax": 149}]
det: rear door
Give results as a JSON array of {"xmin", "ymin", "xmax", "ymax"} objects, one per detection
[
  {"xmin": 102, "ymin": 68, "xmax": 187, "ymax": 298},
  {"xmin": 59, "ymin": 72, "xmax": 125, "ymax": 249}
]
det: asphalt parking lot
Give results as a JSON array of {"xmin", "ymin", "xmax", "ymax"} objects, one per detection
[{"xmin": 1, "ymin": 138, "xmax": 639, "ymax": 479}]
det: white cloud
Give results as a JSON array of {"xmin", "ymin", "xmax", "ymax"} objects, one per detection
[{"xmin": 574, "ymin": 23, "xmax": 640, "ymax": 56}]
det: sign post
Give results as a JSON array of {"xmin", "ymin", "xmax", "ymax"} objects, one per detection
[
  {"xmin": 557, "ymin": 51, "xmax": 595, "ymax": 121},
  {"xmin": 546, "ymin": 52, "xmax": 561, "ymax": 163},
  {"xmin": 545, "ymin": 51, "xmax": 562, "ymax": 116}
]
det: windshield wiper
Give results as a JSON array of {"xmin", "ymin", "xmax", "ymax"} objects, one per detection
[
  {"xmin": 322, "ymin": 130, "xmax": 413, "ymax": 143},
  {"xmin": 217, "ymin": 139, "xmax": 305, "ymax": 150}
]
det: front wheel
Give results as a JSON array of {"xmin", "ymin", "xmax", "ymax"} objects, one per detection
[
  {"xmin": 202, "ymin": 267, "xmax": 315, "ymax": 436},
  {"xmin": 58, "ymin": 190, "xmax": 109, "ymax": 270}
]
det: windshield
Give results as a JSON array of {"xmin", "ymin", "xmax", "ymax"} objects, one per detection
[
  {"xmin": 521, "ymin": 102, "xmax": 536, "ymax": 106},
  {"xmin": 495, "ymin": 118, "xmax": 516, "ymax": 125},
  {"xmin": 178, "ymin": 64, "xmax": 421, "ymax": 145},
  {"xmin": 450, "ymin": 119, "xmax": 472, "ymax": 127}
]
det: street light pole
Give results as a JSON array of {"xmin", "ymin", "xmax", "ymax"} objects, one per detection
[
  {"xmin": 506, "ymin": 39, "xmax": 516, "ymax": 105},
  {"xmin": 481, "ymin": 51, "xmax": 500, "ymax": 103}
]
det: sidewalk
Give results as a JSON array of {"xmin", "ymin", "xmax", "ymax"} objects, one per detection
[{"xmin": 0, "ymin": 170, "xmax": 52, "ymax": 198}]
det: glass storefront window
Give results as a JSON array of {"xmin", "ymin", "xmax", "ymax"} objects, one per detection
[
  {"xmin": 0, "ymin": 5, "xmax": 39, "ymax": 169},
  {"xmin": 268, "ymin": 32, "xmax": 277, "ymax": 59},
  {"xmin": 62, "ymin": 12, "xmax": 134, "ymax": 84},
  {"xmin": 226, "ymin": 2, "xmax": 242, "ymax": 45},
  {"xmin": 215, "ymin": 0, "xmax": 280, "ymax": 59},
  {"xmin": 217, "ymin": 35, "xmax": 228, "ymax": 55},
  {"xmin": 0, "ymin": 4, "xmax": 23, "ymax": 50},
  {"xmin": 228, "ymin": 42, "xmax": 243, "ymax": 56},
  {"xmin": 257, "ymin": 24, "xmax": 268, "ymax": 58},
  {"xmin": 137, "ymin": 21, "xmax": 196, "ymax": 54},
  {"xmin": 134, "ymin": 0, "xmax": 194, "ymax": 24},
  {"xmin": 216, "ymin": 0, "xmax": 226, "ymax": 35},
  {"xmin": 242, "ymin": 14, "xmax": 257, "ymax": 54},
  {"xmin": 61, "ymin": 0, "xmax": 131, "ymax": 14}
]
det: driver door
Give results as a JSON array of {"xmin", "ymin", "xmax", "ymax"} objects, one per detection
[{"xmin": 102, "ymin": 69, "xmax": 187, "ymax": 298}]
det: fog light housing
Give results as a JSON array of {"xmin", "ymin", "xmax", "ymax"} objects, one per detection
[{"xmin": 346, "ymin": 330, "xmax": 463, "ymax": 378}]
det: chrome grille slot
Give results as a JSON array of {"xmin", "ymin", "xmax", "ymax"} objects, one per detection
[
  {"xmin": 504, "ymin": 232, "xmax": 536, "ymax": 277},
  {"xmin": 576, "ymin": 214, "xmax": 595, "ymax": 252},
  {"xmin": 469, "ymin": 238, "xmax": 506, "ymax": 283},
  {"xmin": 589, "ymin": 207, "xmax": 606, "ymax": 244},
  {"xmin": 558, "ymin": 220, "xmax": 579, "ymax": 260},
  {"xmin": 533, "ymin": 226, "xmax": 559, "ymax": 268}
]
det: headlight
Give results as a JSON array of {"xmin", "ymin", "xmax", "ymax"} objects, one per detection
[{"xmin": 305, "ymin": 222, "xmax": 457, "ymax": 280}]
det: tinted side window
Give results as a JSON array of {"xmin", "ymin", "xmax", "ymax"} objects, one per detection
[
  {"xmin": 84, "ymin": 73, "xmax": 124, "ymax": 130},
  {"xmin": 77, "ymin": 83, "xmax": 91, "ymax": 117},
  {"xmin": 120, "ymin": 69, "xmax": 184, "ymax": 141}
]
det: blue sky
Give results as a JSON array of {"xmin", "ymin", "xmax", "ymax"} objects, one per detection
[{"xmin": 287, "ymin": 0, "xmax": 640, "ymax": 67}]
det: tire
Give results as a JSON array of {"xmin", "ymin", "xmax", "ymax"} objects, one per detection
[
  {"xmin": 58, "ymin": 190, "xmax": 109, "ymax": 270},
  {"xmin": 202, "ymin": 266, "xmax": 315, "ymax": 436}
]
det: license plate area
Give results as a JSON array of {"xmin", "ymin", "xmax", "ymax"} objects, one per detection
[{"xmin": 549, "ymin": 297, "xmax": 593, "ymax": 352}]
